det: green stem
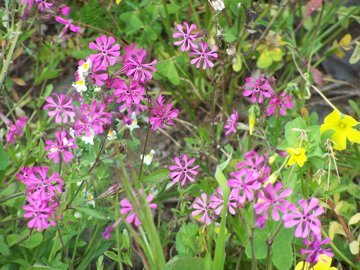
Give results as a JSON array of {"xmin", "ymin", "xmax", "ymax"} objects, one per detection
[{"xmin": 115, "ymin": 191, "xmax": 124, "ymax": 270}]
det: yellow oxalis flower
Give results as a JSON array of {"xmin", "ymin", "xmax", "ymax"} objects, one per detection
[
  {"xmin": 287, "ymin": 147, "xmax": 307, "ymax": 167},
  {"xmin": 295, "ymin": 254, "xmax": 337, "ymax": 270},
  {"xmin": 320, "ymin": 110, "xmax": 360, "ymax": 150}
]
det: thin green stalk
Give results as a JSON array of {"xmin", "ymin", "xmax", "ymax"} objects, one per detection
[
  {"xmin": 56, "ymin": 224, "xmax": 74, "ymax": 270},
  {"xmin": 0, "ymin": 192, "xmax": 24, "ymax": 203},
  {"xmin": 115, "ymin": 191, "xmax": 124, "ymax": 270}
]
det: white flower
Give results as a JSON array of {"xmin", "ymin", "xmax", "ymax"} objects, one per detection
[
  {"xmin": 78, "ymin": 58, "xmax": 92, "ymax": 77},
  {"xmin": 73, "ymin": 78, "xmax": 87, "ymax": 93},
  {"xmin": 126, "ymin": 112, "xmax": 140, "ymax": 132},
  {"xmin": 94, "ymin": 87, "xmax": 101, "ymax": 92},
  {"xmin": 107, "ymin": 129, "xmax": 117, "ymax": 140},
  {"xmin": 140, "ymin": 149, "xmax": 155, "ymax": 165},
  {"xmin": 86, "ymin": 193, "xmax": 95, "ymax": 207},
  {"xmin": 209, "ymin": 0, "xmax": 225, "ymax": 11},
  {"xmin": 81, "ymin": 129, "xmax": 95, "ymax": 145}
]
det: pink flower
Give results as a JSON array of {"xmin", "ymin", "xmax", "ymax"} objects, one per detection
[
  {"xmin": 20, "ymin": 0, "xmax": 35, "ymax": 8},
  {"xmin": 43, "ymin": 94, "xmax": 75, "ymax": 124},
  {"xmin": 123, "ymin": 45, "xmax": 157, "ymax": 83},
  {"xmin": 45, "ymin": 130, "xmax": 78, "ymax": 163},
  {"xmin": 60, "ymin": 6, "xmax": 70, "ymax": 16},
  {"xmin": 16, "ymin": 166, "xmax": 33, "ymax": 181},
  {"xmin": 89, "ymin": 35, "xmax": 120, "ymax": 68},
  {"xmin": 120, "ymin": 194, "xmax": 157, "ymax": 227},
  {"xmin": 243, "ymin": 77, "xmax": 273, "ymax": 104},
  {"xmin": 169, "ymin": 154, "xmax": 199, "ymax": 186},
  {"xmin": 228, "ymin": 169, "xmax": 261, "ymax": 205},
  {"xmin": 173, "ymin": 21, "xmax": 199, "ymax": 51},
  {"xmin": 283, "ymin": 198, "xmax": 324, "ymax": 239},
  {"xmin": 114, "ymin": 80, "xmax": 145, "ymax": 107},
  {"xmin": 224, "ymin": 110, "xmax": 238, "ymax": 136},
  {"xmin": 192, "ymin": 193, "xmax": 212, "ymax": 225},
  {"xmin": 254, "ymin": 182, "xmax": 292, "ymax": 221},
  {"xmin": 189, "ymin": 42, "xmax": 218, "ymax": 70},
  {"xmin": 209, "ymin": 187, "xmax": 238, "ymax": 216},
  {"xmin": 74, "ymin": 100, "xmax": 112, "ymax": 137},
  {"xmin": 55, "ymin": 16, "xmax": 81, "ymax": 33},
  {"xmin": 301, "ymin": 234, "xmax": 333, "ymax": 264},
  {"xmin": 6, "ymin": 116, "xmax": 27, "ymax": 143},
  {"xmin": 35, "ymin": 0, "xmax": 53, "ymax": 11},
  {"xmin": 149, "ymin": 95, "xmax": 179, "ymax": 130},
  {"xmin": 266, "ymin": 92, "xmax": 293, "ymax": 117},
  {"xmin": 88, "ymin": 64, "xmax": 109, "ymax": 86},
  {"xmin": 22, "ymin": 195, "xmax": 55, "ymax": 231},
  {"xmin": 236, "ymin": 150, "xmax": 271, "ymax": 183}
]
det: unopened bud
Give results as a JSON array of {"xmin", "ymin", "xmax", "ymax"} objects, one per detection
[
  {"xmin": 268, "ymin": 153, "xmax": 278, "ymax": 165},
  {"xmin": 263, "ymin": 171, "xmax": 280, "ymax": 186}
]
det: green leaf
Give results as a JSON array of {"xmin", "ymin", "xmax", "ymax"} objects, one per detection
[
  {"xmin": 166, "ymin": 256, "xmax": 212, "ymax": 270},
  {"xmin": 0, "ymin": 141, "xmax": 9, "ymax": 170},
  {"xmin": 142, "ymin": 169, "xmax": 170, "ymax": 183},
  {"xmin": 119, "ymin": 12, "xmax": 144, "ymax": 34},
  {"xmin": 245, "ymin": 227, "xmax": 268, "ymax": 260},
  {"xmin": 257, "ymin": 49, "xmax": 272, "ymax": 69},
  {"xmin": 104, "ymin": 251, "xmax": 121, "ymax": 262},
  {"xmin": 175, "ymin": 223, "xmax": 199, "ymax": 256},
  {"xmin": 19, "ymin": 232, "xmax": 43, "ymax": 249},
  {"xmin": 271, "ymin": 228, "xmax": 293, "ymax": 270},
  {"xmin": 156, "ymin": 59, "xmax": 180, "ymax": 85},
  {"xmin": 284, "ymin": 117, "xmax": 307, "ymax": 146},
  {"xmin": 75, "ymin": 207, "xmax": 107, "ymax": 220},
  {"xmin": 349, "ymin": 42, "xmax": 360, "ymax": 64},
  {"xmin": 232, "ymin": 54, "xmax": 242, "ymax": 72},
  {"xmin": 0, "ymin": 235, "xmax": 10, "ymax": 256}
]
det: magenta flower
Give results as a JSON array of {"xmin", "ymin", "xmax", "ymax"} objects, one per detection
[
  {"xmin": 74, "ymin": 100, "xmax": 112, "ymax": 137},
  {"xmin": 236, "ymin": 150, "xmax": 271, "ymax": 183},
  {"xmin": 169, "ymin": 154, "xmax": 199, "ymax": 186},
  {"xmin": 45, "ymin": 130, "xmax": 78, "ymax": 163},
  {"xmin": 189, "ymin": 42, "xmax": 218, "ymax": 70},
  {"xmin": 228, "ymin": 169, "xmax": 261, "ymax": 205},
  {"xmin": 301, "ymin": 234, "xmax": 333, "ymax": 264},
  {"xmin": 43, "ymin": 94, "xmax": 75, "ymax": 124},
  {"xmin": 243, "ymin": 77, "xmax": 273, "ymax": 104},
  {"xmin": 88, "ymin": 64, "xmax": 109, "ymax": 86},
  {"xmin": 6, "ymin": 116, "xmax": 27, "ymax": 143},
  {"xmin": 254, "ymin": 182, "xmax": 292, "ymax": 221},
  {"xmin": 114, "ymin": 80, "xmax": 145, "ymax": 107},
  {"xmin": 266, "ymin": 92, "xmax": 293, "ymax": 117},
  {"xmin": 192, "ymin": 193, "xmax": 212, "ymax": 225},
  {"xmin": 22, "ymin": 195, "xmax": 55, "ymax": 231},
  {"xmin": 35, "ymin": 0, "xmax": 53, "ymax": 11},
  {"xmin": 283, "ymin": 198, "xmax": 324, "ymax": 239},
  {"xmin": 89, "ymin": 35, "xmax": 120, "ymax": 68},
  {"xmin": 149, "ymin": 95, "xmax": 179, "ymax": 130},
  {"xmin": 209, "ymin": 187, "xmax": 238, "ymax": 216},
  {"xmin": 120, "ymin": 194, "xmax": 157, "ymax": 227},
  {"xmin": 173, "ymin": 21, "xmax": 199, "ymax": 51},
  {"xmin": 20, "ymin": 0, "xmax": 35, "ymax": 8},
  {"xmin": 16, "ymin": 166, "xmax": 33, "ymax": 181},
  {"xmin": 55, "ymin": 16, "xmax": 81, "ymax": 33},
  {"xmin": 224, "ymin": 110, "xmax": 238, "ymax": 136},
  {"xmin": 60, "ymin": 6, "xmax": 70, "ymax": 16},
  {"xmin": 123, "ymin": 46, "xmax": 157, "ymax": 83}
]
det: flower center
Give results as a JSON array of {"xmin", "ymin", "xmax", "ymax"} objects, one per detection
[{"xmin": 338, "ymin": 121, "xmax": 346, "ymax": 129}]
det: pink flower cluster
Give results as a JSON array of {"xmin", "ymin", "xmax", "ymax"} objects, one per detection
[
  {"xmin": 17, "ymin": 166, "xmax": 63, "ymax": 231},
  {"xmin": 173, "ymin": 21, "xmax": 218, "ymax": 70},
  {"xmin": 243, "ymin": 76, "xmax": 293, "ymax": 118},
  {"xmin": 20, "ymin": 1, "xmax": 81, "ymax": 38}
]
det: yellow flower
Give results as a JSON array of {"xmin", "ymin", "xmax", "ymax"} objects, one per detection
[
  {"xmin": 295, "ymin": 254, "xmax": 337, "ymax": 270},
  {"xmin": 287, "ymin": 147, "xmax": 307, "ymax": 167},
  {"xmin": 320, "ymin": 110, "xmax": 360, "ymax": 150}
]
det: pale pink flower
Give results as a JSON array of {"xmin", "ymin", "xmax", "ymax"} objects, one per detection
[
  {"xmin": 35, "ymin": 0, "xmax": 53, "ymax": 11},
  {"xmin": 45, "ymin": 130, "xmax": 78, "ymax": 163},
  {"xmin": 189, "ymin": 42, "xmax": 218, "ymax": 70},
  {"xmin": 88, "ymin": 64, "xmax": 109, "ymax": 86},
  {"xmin": 60, "ymin": 6, "xmax": 70, "ymax": 16},
  {"xmin": 192, "ymin": 193, "xmax": 212, "ymax": 225},
  {"xmin": 228, "ymin": 169, "xmax": 261, "ymax": 205},
  {"xmin": 169, "ymin": 154, "xmax": 199, "ymax": 186},
  {"xmin": 149, "ymin": 95, "xmax": 179, "ymax": 130},
  {"xmin": 236, "ymin": 150, "xmax": 271, "ymax": 183},
  {"xmin": 173, "ymin": 21, "xmax": 199, "ymax": 51},
  {"xmin": 224, "ymin": 110, "xmax": 238, "ymax": 136},
  {"xmin": 20, "ymin": 0, "xmax": 35, "ymax": 8},
  {"xmin": 43, "ymin": 94, "xmax": 75, "ymax": 124},
  {"xmin": 243, "ymin": 77, "xmax": 273, "ymax": 104},
  {"xmin": 55, "ymin": 16, "xmax": 81, "ymax": 33},
  {"xmin": 266, "ymin": 92, "xmax": 293, "ymax": 117},
  {"xmin": 283, "ymin": 198, "xmax": 324, "ymax": 239},
  {"xmin": 6, "ymin": 116, "xmax": 27, "ymax": 143},
  {"xmin": 89, "ymin": 35, "xmax": 121, "ymax": 68},
  {"xmin": 209, "ymin": 187, "xmax": 238, "ymax": 216}
]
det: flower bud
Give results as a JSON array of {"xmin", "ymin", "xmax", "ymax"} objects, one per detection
[{"xmin": 60, "ymin": 6, "xmax": 70, "ymax": 16}]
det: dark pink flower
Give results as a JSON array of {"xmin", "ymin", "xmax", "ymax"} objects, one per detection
[
  {"xmin": 209, "ymin": 187, "xmax": 238, "ymax": 216},
  {"xmin": 120, "ymin": 194, "xmax": 157, "ymax": 227},
  {"xmin": 189, "ymin": 42, "xmax": 218, "ymax": 70},
  {"xmin": 35, "ymin": 0, "xmax": 53, "ymax": 11},
  {"xmin": 16, "ymin": 166, "xmax": 33, "ymax": 181},
  {"xmin": 254, "ymin": 182, "xmax": 292, "ymax": 221},
  {"xmin": 123, "ymin": 46, "xmax": 157, "ymax": 83},
  {"xmin": 301, "ymin": 234, "xmax": 333, "ymax": 264},
  {"xmin": 236, "ymin": 150, "xmax": 271, "ymax": 183},
  {"xmin": 88, "ymin": 64, "xmax": 109, "ymax": 87},
  {"xmin": 20, "ymin": 0, "xmax": 35, "ymax": 8},
  {"xmin": 55, "ymin": 16, "xmax": 81, "ymax": 33},
  {"xmin": 173, "ymin": 21, "xmax": 199, "ymax": 52},
  {"xmin": 60, "ymin": 6, "xmax": 70, "ymax": 16},
  {"xmin": 283, "ymin": 198, "xmax": 324, "ymax": 239},
  {"xmin": 43, "ymin": 94, "xmax": 75, "ymax": 124},
  {"xmin": 22, "ymin": 195, "xmax": 55, "ymax": 231},
  {"xmin": 114, "ymin": 80, "xmax": 144, "ymax": 107},
  {"xmin": 45, "ymin": 130, "xmax": 78, "ymax": 163},
  {"xmin": 6, "ymin": 116, "xmax": 27, "ymax": 143},
  {"xmin": 169, "ymin": 154, "xmax": 199, "ymax": 186},
  {"xmin": 192, "ymin": 193, "xmax": 212, "ymax": 225},
  {"xmin": 266, "ymin": 92, "xmax": 293, "ymax": 117},
  {"xmin": 149, "ymin": 95, "xmax": 179, "ymax": 130},
  {"xmin": 224, "ymin": 110, "xmax": 238, "ymax": 136},
  {"xmin": 243, "ymin": 77, "xmax": 273, "ymax": 104},
  {"xmin": 228, "ymin": 169, "xmax": 261, "ymax": 205},
  {"xmin": 89, "ymin": 35, "xmax": 121, "ymax": 68}
]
